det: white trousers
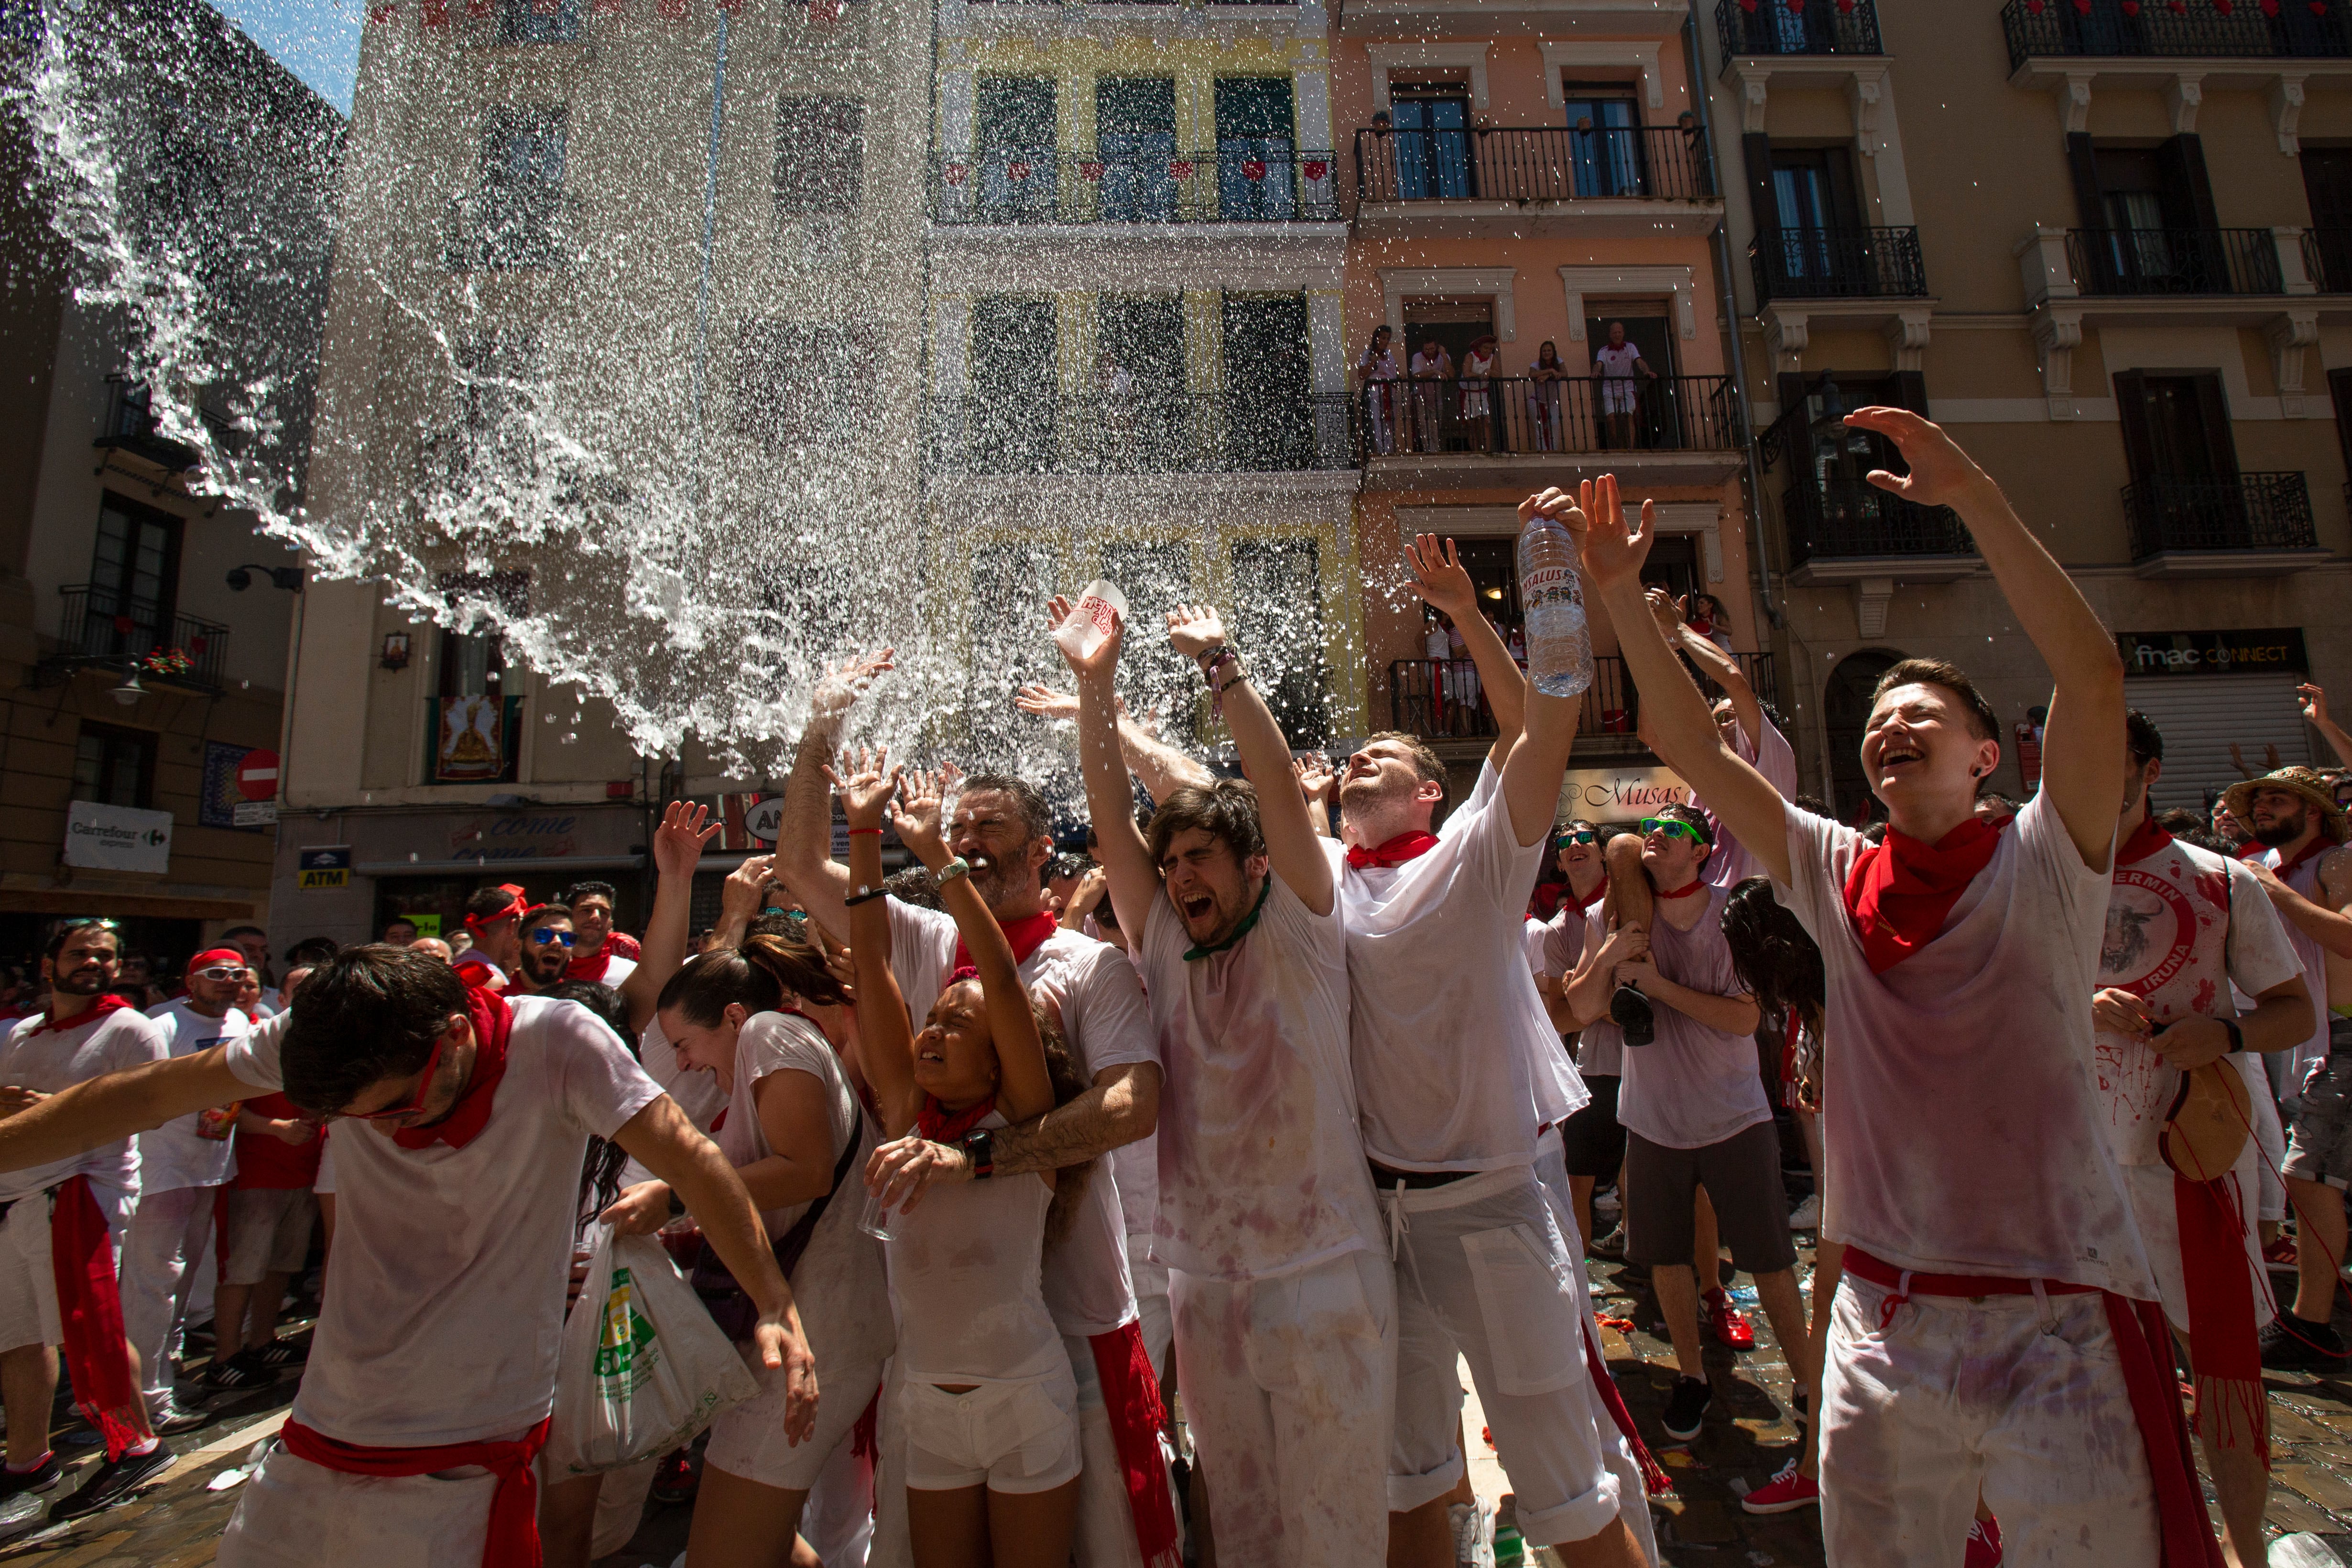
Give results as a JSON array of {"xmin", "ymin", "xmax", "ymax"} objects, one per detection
[
  {"xmin": 1820, "ymin": 1273, "xmax": 2159, "ymax": 1567},
  {"xmin": 1382, "ymin": 1166, "xmax": 1654, "ymax": 1553},
  {"xmin": 119, "ymin": 1184, "xmax": 216, "ymax": 1408},
  {"xmin": 2243, "ymin": 1051, "xmax": 2288, "ymax": 1224},
  {"xmin": 217, "ymin": 1443, "xmax": 501, "ymax": 1566},
  {"xmin": 1168, "ymin": 1248, "xmax": 1396, "ymax": 1568},
  {"xmin": 1129, "ymin": 1241, "xmax": 1174, "ymax": 1386},
  {"xmin": 801, "ymin": 1426, "xmax": 876, "ymax": 1568}
]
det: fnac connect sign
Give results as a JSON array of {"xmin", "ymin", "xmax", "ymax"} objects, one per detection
[{"xmin": 2116, "ymin": 628, "xmax": 2307, "ymax": 677}]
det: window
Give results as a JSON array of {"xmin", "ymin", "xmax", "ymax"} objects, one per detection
[
  {"xmin": 734, "ymin": 320, "xmax": 877, "ymax": 445},
  {"xmin": 1560, "ymin": 85, "xmax": 1643, "ymax": 198},
  {"xmin": 967, "ymin": 543, "xmax": 1059, "ymax": 712},
  {"xmin": 977, "ymin": 78, "xmax": 1056, "ymax": 222},
  {"xmin": 1823, "ymin": 650, "xmax": 1902, "ymax": 826},
  {"xmin": 1097, "ymin": 78, "xmax": 1177, "ymax": 221},
  {"xmin": 74, "ymin": 723, "xmax": 155, "ymax": 809},
  {"xmin": 775, "ymin": 98, "xmax": 864, "ymax": 218},
  {"xmin": 2067, "ymin": 135, "xmax": 2223, "ymax": 289},
  {"xmin": 970, "ymin": 296, "xmax": 1057, "ymax": 469},
  {"xmin": 435, "ymin": 570, "xmax": 529, "ymax": 700},
  {"xmin": 497, "ymin": 0, "xmax": 580, "ymax": 43},
  {"xmin": 2302, "ymin": 149, "xmax": 2352, "ymax": 290},
  {"xmin": 1389, "ymin": 82, "xmax": 1471, "ymax": 200},
  {"xmin": 1222, "ymin": 293, "xmax": 1309, "ymax": 469},
  {"xmin": 1099, "ymin": 540, "xmax": 1194, "ymax": 724},
  {"xmin": 1230, "ymin": 538, "xmax": 1327, "ymax": 745},
  {"xmin": 87, "ymin": 495, "xmax": 182, "ymax": 653},
  {"xmin": 474, "ymin": 107, "xmax": 566, "ymax": 267},
  {"xmin": 2113, "ymin": 371, "xmax": 2235, "ymax": 483},
  {"xmin": 1214, "ymin": 77, "xmax": 1296, "ymax": 220}
]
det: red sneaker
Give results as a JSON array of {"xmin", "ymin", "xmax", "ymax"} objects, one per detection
[
  {"xmin": 650, "ymin": 1447, "xmax": 699, "ymax": 1505},
  {"xmin": 1704, "ymin": 1287, "xmax": 1756, "ymax": 1350},
  {"xmin": 2265, "ymin": 1236, "xmax": 2300, "ymax": 1272},
  {"xmin": 1966, "ymin": 1516, "xmax": 2004, "ymax": 1568},
  {"xmin": 1740, "ymin": 1460, "xmax": 1819, "ymax": 1515}
]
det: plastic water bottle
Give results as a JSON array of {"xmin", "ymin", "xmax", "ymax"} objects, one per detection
[{"xmin": 1517, "ymin": 508, "xmax": 1592, "ymax": 698}]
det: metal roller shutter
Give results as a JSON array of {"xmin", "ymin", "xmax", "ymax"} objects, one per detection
[{"xmin": 2122, "ymin": 672, "xmax": 2314, "ymax": 813}]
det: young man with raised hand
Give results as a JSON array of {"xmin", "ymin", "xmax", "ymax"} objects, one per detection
[
  {"xmin": 773, "ymin": 653, "xmax": 1173, "ymax": 1568},
  {"xmin": 0, "ymin": 943, "xmax": 814, "ymax": 1565},
  {"xmin": 1058, "ymin": 594, "xmax": 1392, "ymax": 1568},
  {"xmin": 1584, "ymin": 406, "xmax": 2212, "ymax": 1562},
  {"xmin": 2095, "ymin": 711, "xmax": 2311, "ymax": 1564}
]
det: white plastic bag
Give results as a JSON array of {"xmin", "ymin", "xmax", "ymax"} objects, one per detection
[{"xmin": 546, "ymin": 1227, "xmax": 761, "ymax": 1476}]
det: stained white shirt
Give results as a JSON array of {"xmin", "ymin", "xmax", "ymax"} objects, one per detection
[
  {"xmin": 883, "ymin": 1110, "xmax": 1061, "ymax": 1386},
  {"xmin": 0, "ymin": 1006, "xmax": 170, "ymax": 1206},
  {"xmin": 138, "ymin": 999, "xmax": 248, "ymax": 1191}
]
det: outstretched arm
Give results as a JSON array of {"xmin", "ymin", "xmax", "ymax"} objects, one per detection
[
  {"xmin": 1499, "ymin": 490, "xmax": 1588, "ymax": 845},
  {"xmin": 1403, "ymin": 534, "xmax": 1523, "ymax": 768},
  {"xmin": 828, "ymin": 751, "xmax": 921, "ymax": 1137},
  {"xmin": 1583, "ymin": 492, "xmax": 1793, "ymax": 885},
  {"xmin": 1052, "ymin": 599, "xmax": 1162, "ymax": 948},
  {"xmin": 1017, "ymin": 683, "xmax": 1213, "ymax": 805},
  {"xmin": 0, "ymin": 1048, "xmax": 250, "ymax": 1171},
  {"xmin": 774, "ymin": 651, "xmax": 893, "ymax": 936},
  {"xmin": 1168, "ymin": 604, "xmax": 1332, "ymax": 915},
  {"xmin": 2251, "ymin": 847, "xmax": 2352, "ymax": 962},
  {"xmin": 2301, "ymin": 685, "xmax": 2352, "ymax": 770},
  {"xmin": 707, "ymin": 854, "xmax": 776, "ymax": 957},
  {"xmin": 1847, "ymin": 408, "xmax": 2125, "ymax": 869},
  {"xmin": 619, "ymin": 801, "xmax": 719, "ymax": 1034},
  {"xmin": 1652, "ymin": 588, "xmax": 1762, "ymax": 751}
]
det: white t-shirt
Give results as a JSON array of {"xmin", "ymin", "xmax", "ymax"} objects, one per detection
[
  {"xmin": 2096, "ymin": 833, "xmax": 2302, "ymax": 1167},
  {"xmin": 0, "ymin": 1005, "xmax": 170, "ymax": 1207},
  {"xmin": 2262, "ymin": 843, "xmax": 2338, "ymax": 1085},
  {"xmin": 1331, "ymin": 782, "xmax": 1584, "ymax": 1170},
  {"xmin": 1593, "ymin": 342, "xmax": 1641, "ymax": 379},
  {"xmin": 883, "ymin": 1110, "xmax": 1061, "ymax": 1386},
  {"xmin": 1702, "ymin": 714, "xmax": 1799, "ymax": 891},
  {"xmin": 1773, "ymin": 793, "xmax": 2156, "ymax": 1297},
  {"xmin": 1137, "ymin": 871, "xmax": 1379, "ymax": 1283},
  {"xmin": 224, "ymin": 997, "xmax": 664, "ymax": 1446},
  {"xmin": 1614, "ymin": 886, "xmax": 1768, "ymax": 1150},
  {"xmin": 716, "ymin": 1013, "xmax": 892, "ymax": 1371},
  {"xmin": 886, "ymin": 904, "xmax": 1149, "ymax": 1338},
  {"xmin": 138, "ymin": 1000, "xmax": 249, "ymax": 1191}
]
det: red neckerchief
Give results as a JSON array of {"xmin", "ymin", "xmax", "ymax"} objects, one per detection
[
  {"xmin": 392, "ymin": 985, "xmax": 513, "ymax": 1152},
  {"xmin": 2271, "ymin": 834, "xmax": 2335, "ymax": 882},
  {"xmin": 1563, "ymin": 879, "xmax": 1605, "ymax": 915},
  {"xmin": 562, "ymin": 949, "xmax": 610, "ymax": 983},
  {"xmin": 282, "ymin": 1416, "xmax": 550, "ymax": 1568},
  {"xmin": 952, "ymin": 911, "xmax": 1059, "ymax": 976},
  {"xmin": 24, "ymin": 994, "xmax": 131, "ymax": 1037},
  {"xmin": 1842, "ymin": 817, "xmax": 2006, "ymax": 975},
  {"xmin": 916, "ymin": 1093, "xmax": 996, "ymax": 1143},
  {"xmin": 48, "ymin": 1176, "xmax": 142, "ymax": 1460},
  {"xmin": 1654, "ymin": 879, "xmax": 1708, "ymax": 901},
  {"xmin": 1345, "ymin": 831, "xmax": 1440, "ymax": 871},
  {"xmin": 2116, "ymin": 815, "xmax": 2173, "ymax": 867}
]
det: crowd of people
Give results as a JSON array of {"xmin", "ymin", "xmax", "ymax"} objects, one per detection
[{"xmin": 0, "ymin": 410, "xmax": 2346, "ymax": 1568}]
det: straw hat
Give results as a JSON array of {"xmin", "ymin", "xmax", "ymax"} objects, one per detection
[{"xmin": 2221, "ymin": 766, "xmax": 2350, "ymax": 843}]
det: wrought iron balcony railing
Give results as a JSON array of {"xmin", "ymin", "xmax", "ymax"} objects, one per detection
[
  {"xmin": 1389, "ymin": 653, "xmax": 1778, "ymax": 756},
  {"xmin": 928, "ymin": 391, "xmax": 1354, "ymax": 473},
  {"xmin": 1356, "ymin": 374, "xmax": 1742, "ymax": 462},
  {"xmin": 2305, "ymin": 228, "xmax": 2352, "ymax": 293},
  {"xmin": 445, "ymin": 187, "xmax": 573, "ymax": 271},
  {"xmin": 2065, "ymin": 228, "xmax": 2283, "ymax": 296},
  {"xmin": 1750, "ymin": 227, "xmax": 1927, "ymax": 303},
  {"xmin": 40, "ymin": 585, "xmax": 229, "ymax": 693},
  {"xmin": 1353, "ymin": 125, "xmax": 1716, "ymax": 206},
  {"xmin": 93, "ymin": 376, "xmax": 201, "ymax": 471},
  {"xmin": 2001, "ymin": 0, "xmax": 2351, "ymax": 68},
  {"xmin": 2122, "ymin": 472, "xmax": 2317, "ymax": 559},
  {"xmin": 1783, "ymin": 479, "xmax": 1973, "ymax": 569},
  {"xmin": 1718, "ymin": 0, "xmax": 1884, "ymax": 57},
  {"xmin": 932, "ymin": 150, "xmax": 1339, "ymax": 224}
]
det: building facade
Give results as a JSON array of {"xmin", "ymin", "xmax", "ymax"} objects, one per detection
[{"xmin": 1706, "ymin": 0, "xmax": 2352, "ymax": 819}]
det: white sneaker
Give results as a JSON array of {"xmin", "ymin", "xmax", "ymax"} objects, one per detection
[
  {"xmin": 1788, "ymin": 1194, "xmax": 1823, "ymax": 1230},
  {"xmin": 1448, "ymin": 1497, "xmax": 1496, "ymax": 1568}
]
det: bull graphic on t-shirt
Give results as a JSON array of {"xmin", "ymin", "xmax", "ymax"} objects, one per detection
[{"xmin": 2102, "ymin": 900, "xmax": 2160, "ymax": 977}]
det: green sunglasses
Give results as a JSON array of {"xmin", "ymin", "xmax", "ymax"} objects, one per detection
[
  {"xmin": 1555, "ymin": 831, "xmax": 1597, "ymax": 846},
  {"xmin": 1640, "ymin": 817, "xmax": 1704, "ymax": 841}
]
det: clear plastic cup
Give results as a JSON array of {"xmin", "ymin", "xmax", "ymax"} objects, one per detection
[
  {"xmin": 858, "ymin": 1188, "xmax": 897, "ymax": 1241},
  {"xmin": 1053, "ymin": 579, "xmax": 1129, "ymax": 663}
]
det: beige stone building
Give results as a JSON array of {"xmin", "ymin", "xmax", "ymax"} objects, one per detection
[{"xmin": 1703, "ymin": 0, "xmax": 2352, "ymax": 819}]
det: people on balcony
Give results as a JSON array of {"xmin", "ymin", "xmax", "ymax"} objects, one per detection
[
  {"xmin": 1410, "ymin": 338, "xmax": 1453, "ymax": 453},
  {"xmin": 1593, "ymin": 321, "xmax": 1659, "ymax": 451},
  {"xmin": 1460, "ymin": 334, "xmax": 1498, "ymax": 454},
  {"xmin": 1527, "ymin": 340, "xmax": 1569, "ymax": 452},
  {"xmin": 1358, "ymin": 326, "xmax": 1400, "ymax": 456}
]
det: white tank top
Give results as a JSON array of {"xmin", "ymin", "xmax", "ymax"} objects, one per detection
[{"xmin": 883, "ymin": 1111, "xmax": 1062, "ymax": 1385}]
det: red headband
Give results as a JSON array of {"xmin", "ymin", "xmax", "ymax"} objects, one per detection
[
  {"xmin": 189, "ymin": 948, "xmax": 247, "ymax": 970},
  {"xmin": 464, "ymin": 884, "xmax": 532, "ymax": 933}
]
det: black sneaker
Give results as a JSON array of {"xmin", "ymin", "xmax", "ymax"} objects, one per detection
[
  {"xmin": 1661, "ymin": 1374, "xmax": 1712, "ymax": 1442},
  {"xmin": 197, "ymin": 1350, "xmax": 279, "ymax": 1393},
  {"xmin": 246, "ymin": 1336, "xmax": 308, "ymax": 1370},
  {"xmin": 0, "ymin": 1455, "xmax": 60, "ymax": 1499},
  {"xmin": 149, "ymin": 1395, "xmax": 212, "ymax": 1437},
  {"xmin": 49, "ymin": 1442, "xmax": 173, "ymax": 1521},
  {"xmin": 2259, "ymin": 1313, "xmax": 2347, "ymax": 1371},
  {"xmin": 1611, "ymin": 983, "xmax": 1656, "ymax": 1047}
]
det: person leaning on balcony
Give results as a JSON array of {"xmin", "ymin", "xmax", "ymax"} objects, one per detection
[
  {"xmin": 1460, "ymin": 335, "xmax": 1498, "ymax": 453},
  {"xmin": 1526, "ymin": 340, "xmax": 1568, "ymax": 452},
  {"xmin": 1591, "ymin": 322, "xmax": 1656, "ymax": 452},
  {"xmin": 1410, "ymin": 338, "xmax": 1452, "ymax": 452},
  {"xmin": 1358, "ymin": 326, "xmax": 1400, "ymax": 456}
]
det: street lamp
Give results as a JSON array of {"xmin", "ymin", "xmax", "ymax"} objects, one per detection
[{"xmin": 110, "ymin": 668, "xmax": 146, "ymax": 708}]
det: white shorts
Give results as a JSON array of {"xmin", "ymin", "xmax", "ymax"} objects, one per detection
[
  {"xmin": 705, "ymin": 1346, "xmax": 882, "ymax": 1493},
  {"xmin": 900, "ymin": 1366, "xmax": 1080, "ymax": 1494},
  {"xmin": 1169, "ymin": 1247, "xmax": 1396, "ymax": 1568},
  {"xmin": 2121, "ymin": 1161, "xmax": 2275, "ymax": 1339},
  {"xmin": 1821, "ymin": 1273, "xmax": 2159, "ymax": 1566},
  {"xmin": 217, "ymin": 1442, "xmax": 503, "ymax": 1566},
  {"xmin": 226, "ymin": 1187, "xmax": 316, "ymax": 1285},
  {"xmin": 0, "ymin": 1198, "xmax": 60, "ymax": 1354}
]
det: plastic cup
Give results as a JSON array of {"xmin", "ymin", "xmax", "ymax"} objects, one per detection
[
  {"xmin": 1053, "ymin": 580, "xmax": 1129, "ymax": 662},
  {"xmin": 858, "ymin": 1188, "xmax": 897, "ymax": 1241}
]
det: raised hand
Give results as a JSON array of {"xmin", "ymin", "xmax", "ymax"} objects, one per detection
[
  {"xmin": 650, "ymin": 800, "xmax": 719, "ymax": 880},
  {"xmin": 1015, "ymin": 683, "xmax": 1080, "ymax": 721},
  {"xmin": 1165, "ymin": 603, "xmax": 1228, "ymax": 660},
  {"xmin": 719, "ymin": 854, "xmax": 775, "ymax": 929},
  {"xmin": 811, "ymin": 649, "xmax": 895, "ymax": 719},
  {"xmin": 1845, "ymin": 407, "xmax": 1992, "ymax": 508},
  {"xmin": 1402, "ymin": 534, "xmax": 1478, "ymax": 621},
  {"xmin": 1644, "ymin": 586, "xmax": 1685, "ymax": 642},
  {"xmin": 822, "ymin": 747, "xmax": 900, "ymax": 829},
  {"xmin": 889, "ymin": 766, "xmax": 953, "ymax": 865},
  {"xmin": 1573, "ymin": 472, "xmax": 1647, "ymax": 591},
  {"xmin": 1046, "ymin": 595, "xmax": 1124, "ymax": 679},
  {"xmin": 1293, "ymin": 752, "xmax": 1335, "ymax": 804},
  {"xmin": 2301, "ymin": 683, "xmax": 2331, "ymax": 728}
]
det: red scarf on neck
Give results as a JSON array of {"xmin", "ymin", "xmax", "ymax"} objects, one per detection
[
  {"xmin": 49, "ymin": 1176, "xmax": 142, "ymax": 1459},
  {"xmin": 26, "ymin": 993, "xmax": 130, "ymax": 1037},
  {"xmin": 1562, "ymin": 879, "xmax": 1604, "ymax": 915},
  {"xmin": 1345, "ymin": 831, "xmax": 1439, "ymax": 870},
  {"xmin": 1842, "ymin": 818, "xmax": 2005, "ymax": 974},
  {"xmin": 1654, "ymin": 878, "xmax": 1708, "ymax": 901},
  {"xmin": 916, "ymin": 1094, "xmax": 995, "ymax": 1143},
  {"xmin": 2272, "ymin": 834, "xmax": 2335, "ymax": 882},
  {"xmin": 2117, "ymin": 815, "xmax": 2173, "ymax": 867},
  {"xmin": 563, "ymin": 931, "xmax": 640, "ymax": 982},
  {"xmin": 952, "ymin": 911, "xmax": 1060, "ymax": 975},
  {"xmin": 393, "ymin": 985, "xmax": 513, "ymax": 1152}
]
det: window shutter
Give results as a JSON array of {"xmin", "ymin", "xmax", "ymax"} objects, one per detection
[
  {"xmin": 2190, "ymin": 371, "xmax": 2239, "ymax": 479},
  {"xmin": 2065, "ymin": 133, "xmax": 2103, "ymax": 230},
  {"xmin": 1742, "ymin": 132, "xmax": 1775, "ymax": 229},
  {"xmin": 2112, "ymin": 370, "xmax": 2156, "ymax": 483},
  {"xmin": 2157, "ymin": 134, "xmax": 2218, "ymax": 232}
]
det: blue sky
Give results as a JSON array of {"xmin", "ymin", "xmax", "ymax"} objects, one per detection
[{"xmin": 216, "ymin": 0, "xmax": 363, "ymax": 113}]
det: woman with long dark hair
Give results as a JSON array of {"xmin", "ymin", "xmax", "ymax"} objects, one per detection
[{"xmin": 1525, "ymin": 338, "xmax": 1567, "ymax": 451}]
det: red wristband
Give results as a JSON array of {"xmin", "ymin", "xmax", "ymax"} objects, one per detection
[{"xmin": 848, "ymin": 827, "xmax": 883, "ymax": 836}]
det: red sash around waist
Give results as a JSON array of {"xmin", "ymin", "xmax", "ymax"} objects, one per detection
[{"xmin": 279, "ymin": 1415, "xmax": 552, "ymax": 1568}]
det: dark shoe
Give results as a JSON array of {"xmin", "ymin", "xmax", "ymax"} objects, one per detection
[
  {"xmin": 2259, "ymin": 1313, "xmax": 2347, "ymax": 1371},
  {"xmin": 150, "ymin": 1395, "xmax": 212, "ymax": 1436},
  {"xmin": 650, "ymin": 1446, "xmax": 698, "ymax": 1504},
  {"xmin": 197, "ymin": 1350, "xmax": 279, "ymax": 1393},
  {"xmin": 0, "ymin": 1454, "xmax": 60, "ymax": 1499},
  {"xmin": 246, "ymin": 1335, "xmax": 307, "ymax": 1370},
  {"xmin": 50, "ymin": 1442, "xmax": 174, "ymax": 1521},
  {"xmin": 1611, "ymin": 983, "xmax": 1655, "ymax": 1047},
  {"xmin": 1661, "ymin": 1374, "xmax": 1712, "ymax": 1442}
]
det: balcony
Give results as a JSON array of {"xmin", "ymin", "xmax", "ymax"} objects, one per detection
[
  {"xmin": 1357, "ymin": 375, "xmax": 1743, "ymax": 490},
  {"xmin": 2001, "ymin": 0, "xmax": 2350, "ymax": 69},
  {"xmin": 2303, "ymin": 228, "xmax": 2352, "ymax": 292},
  {"xmin": 928, "ymin": 390, "xmax": 1354, "ymax": 474},
  {"xmin": 931, "ymin": 151, "xmax": 1339, "ymax": 226},
  {"xmin": 445, "ymin": 187, "xmax": 573, "ymax": 271},
  {"xmin": 2122, "ymin": 472, "xmax": 2325, "ymax": 577},
  {"xmin": 1782, "ymin": 479, "xmax": 1976, "ymax": 581},
  {"xmin": 1718, "ymin": 0, "xmax": 1884, "ymax": 57},
  {"xmin": 1352, "ymin": 126, "xmax": 1718, "ymax": 237},
  {"xmin": 1750, "ymin": 227, "xmax": 1927, "ymax": 304},
  {"xmin": 1388, "ymin": 653, "xmax": 1779, "ymax": 762},
  {"xmin": 34, "ymin": 586, "xmax": 229, "ymax": 695},
  {"xmin": 93, "ymin": 376, "xmax": 200, "ymax": 474},
  {"xmin": 2065, "ymin": 228, "xmax": 2282, "ymax": 296}
]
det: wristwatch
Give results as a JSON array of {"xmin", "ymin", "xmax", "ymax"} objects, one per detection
[{"xmin": 959, "ymin": 1128, "xmax": 995, "ymax": 1181}]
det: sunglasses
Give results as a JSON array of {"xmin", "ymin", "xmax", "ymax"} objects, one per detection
[
  {"xmin": 194, "ymin": 965, "xmax": 250, "ymax": 982},
  {"xmin": 343, "ymin": 1031, "xmax": 450, "ymax": 1122},
  {"xmin": 528, "ymin": 929, "xmax": 576, "ymax": 947},
  {"xmin": 56, "ymin": 917, "xmax": 120, "ymax": 933},
  {"xmin": 1640, "ymin": 817, "xmax": 1704, "ymax": 842},
  {"xmin": 1556, "ymin": 831, "xmax": 1597, "ymax": 846}
]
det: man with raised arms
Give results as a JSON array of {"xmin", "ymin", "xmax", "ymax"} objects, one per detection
[
  {"xmin": 1586, "ymin": 407, "xmax": 2212, "ymax": 1561},
  {"xmin": 1059, "ymin": 596, "xmax": 1391, "ymax": 1567},
  {"xmin": 773, "ymin": 654, "xmax": 1173, "ymax": 1568},
  {"xmin": 0, "ymin": 944, "xmax": 813, "ymax": 1565}
]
